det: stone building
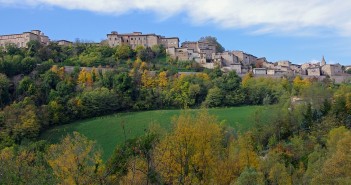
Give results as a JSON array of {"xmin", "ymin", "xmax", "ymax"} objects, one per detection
[
  {"xmin": 253, "ymin": 68, "xmax": 267, "ymax": 75},
  {"xmin": 319, "ymin": 56, "xmax": 343, "ymax": 76},
  {"xmin": 218, "ymin": 52, "xmax": 239, "ymax": 65},
  {"xmin": 267, "ymin": 69, "xmax": 275, "ymax": 75},
  {"xmin": 57, "ymin": 40, "xmax": 73, "ymax": 46},
  {"xmin": 166, "ymin": 47, "xmax": 192, "ymax": 61},
  {"xmin": 181, "ymin": 41, "xmax": 216, "ymax": 59},
  {"xmin": 107, "ymin": 31, "xmax": 179, "ymax": 49},
  {"xmin": 232, "ymin": 51, "xmax": 257, "ymax": 66},
  {"xmin": 307, "ymin": 67, "xmax": 321, "ymax": 76},
  {"xmin": 321, "ymin": 63, "xmax": 343, "ymax": 76},
  {"xmin": 277, "ymin": 60, "xmax": 291, "ymax": 67},
  {"xmin": 222, "ymin": 63, "xmax": 242, "ymax": 74},
  {"xmin": 262, "ymin": 61, "xmax": 275, "ymax": 69},
  {"xmin": 0, "ymin": 30, "xmax": 50, "ymax": 48},
  {"xmin": 256, "ymin": 57, "xmax": 268, "ymax": 68},
  {"xmin": 160, "ymin": 37, "xmax": 179, "ymax": 48}
]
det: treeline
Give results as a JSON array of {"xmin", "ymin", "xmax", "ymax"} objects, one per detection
[{"xmin": 0, "ymin": 65, "xmax": 292, "ymax": 146}]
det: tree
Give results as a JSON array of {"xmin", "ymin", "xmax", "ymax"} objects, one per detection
[
  {"xmin": 242, "ymin": 72, "xmax": 253, "ymax": 87},
  {"xmin": 113, "ymin": 73, "xmax": 133, "ymax": 96},
  {"xmin": 269, "ymin": 163, "xmax": 292, "ymax": 185},
  {"xmin": 151, "ymin": 44, "xmax": 165, "ymax": 58},
  {"xmin": 293, "ymin": 75, "xmax": 311, "ymax": 94},
  {"xmin": 216, "ymin": 71, "xmax": 245, "ymax": 106},
  {"xmin": 0, "ymin": 142, "xmax": 57, "ymax": 184},
  {"xmin": 1, "ymin": 99, "xmax": 41, "ymax": 143},
  {"xmin": 20, "ymin": 57, "xmax": 38, "ymax": 75},
  {"xmin": 141, "ymin": 70, "xmax": 155, "ymax": 88},
  {"xmin": 154, "ymin": 112, "xmax": 222, "ymax": 184},
  {"xmin": 26, "ymin": 40, "xmax": 41, "ymax": 57},
  {"xmin": 107, "ymin": 127, "xmax": 163, "ymax": 184},
  {"xmin": 235, "ymin": 167, "xmax": 264, "ymax": 185},
  {"xmin": 79, "ymin": 51, "xmax": 103, "ymax": 66},
  {"xmin": 137, "ymin": 47, "xmax": 155, "ymax": 62},
  {"xmin": 0, "ymin": 73, "xmax": 10, "ymax": 108},
  {"xmin": 203, "ymin": 87, "xmax": 223, "ymax": 107},
  {"xmin": 199, "ymin": 36, "xmax": 225, "ymax": 52},
  {"xmin": 46, "ymin": 132, "xmax": 104, "ymax": 184},
  {"xmin": 309, "ymin": 127, "xmax": 351, "ymax": 184},
  {"xmin": 115, "ymin": 45, "xmax": 132, "ymax": 60},
  {"xmin": 17, "ymin": 76, "xmax": 36, "ymax": 98},
  {"xmin": 5, "ymin": 43, "xmax": 22, "ymax": 56},
  {"xmin": 157, "ymin": 71, "xmax": 168, "ymax": 88}
]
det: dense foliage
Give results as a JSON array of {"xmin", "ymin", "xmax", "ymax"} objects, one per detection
[{"xmin": 0, "ymin": 41, "xmax": 350, "ymax": 184}]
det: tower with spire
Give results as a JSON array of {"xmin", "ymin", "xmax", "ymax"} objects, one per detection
[{"xmin": 321, "ymin": 56, "xmax": 326, "ymax": 66}]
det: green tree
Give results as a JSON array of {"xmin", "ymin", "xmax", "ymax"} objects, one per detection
[
  {"xmin": 235, "ymin": 167, "xmax": 264, "ymax": 185},
  {"xmin": 79, "ymin": 51, "xmax": 103, "ymax": 66},
  {"xmin": 115, "ymin": 45, "xmax": 132, "ymax": 60},
  {"xmin": 20, "ymin": 57, "xmax": 38, "ymax": 75},
  {"xmin": 1, "ymin": 99, "xmax": 41, "ymax": 143},
  {"xmin": 0, "ymin": 73, "xmax": 10, "ymax": 108},
  {"xmin": 151, "ymin": 44, "xmax": 165, "ymax": 58},
  {"xmin": 203, "ymin": 86, "xmax": 223, "ymax": 107},
  {"xmin": 17, "ymin": 76, "xmax": 36, "ymax": 98},
  {"xmin": 26, "ymin": 40, "xmax": 41, "ymax": 57}
]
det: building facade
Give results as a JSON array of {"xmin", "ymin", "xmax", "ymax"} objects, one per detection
[
  {"xmin": 160, "ymin": 37, "xmax": 179, "ymax": 48},
  {"xmin": 57, "ymin": 40, "xmax": 73, "ymax": 46},
  {"xmin": 181, "ymin": 42, "xmax": 216, "ymax": 54},
  {"xmin": 232, "ymin": 51, "xmax": 257, "ymax": 66},
  {"xmin": 107, "ymin": 31, "xmax": 179, "ymax": 49},
  {"xmin": 307, "ymin": 67, "xmax": 321, "ymax": 76},
  {"xmin": 321, "ymin": 64, "xmax": 343, "ymax": 76},
  {"xmin": 253, "ymin": 68, "xmax": 267, "ymax": 75},
  {"xmin": 0, "ymin": 30, "xmax": 49, "ymax": 48}
]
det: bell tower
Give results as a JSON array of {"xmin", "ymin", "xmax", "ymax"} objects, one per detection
[{"xmin": 321, "ymin": 56, "xmax": 326, "ymax": 66}]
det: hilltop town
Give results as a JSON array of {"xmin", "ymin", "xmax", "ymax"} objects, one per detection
[
  {"xmin": 1, "ymin": 29, "xmax": 351, "ymax": 185},
  {"xmin": 1, "ymin": 30, "xmax": 350, "ymax": 82}
]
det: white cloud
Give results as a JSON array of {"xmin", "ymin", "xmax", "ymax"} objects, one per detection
[{"xmin": 1, "ymin": 0, "xmax": 351, "ymax": 36}]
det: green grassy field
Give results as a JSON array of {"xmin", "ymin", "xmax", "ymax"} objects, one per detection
[{"xmin": 41, "ymin": 106, "xmax": 270, "ymax": 160}]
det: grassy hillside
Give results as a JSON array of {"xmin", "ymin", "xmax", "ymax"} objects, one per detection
[{"xmin": 42, "ymin": 106, "xmax": 270, "ymax": 160}]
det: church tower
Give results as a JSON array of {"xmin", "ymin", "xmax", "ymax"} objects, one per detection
[{"xmin": 321, "ymin": 56, "xmax": 326, "ymax": 66}]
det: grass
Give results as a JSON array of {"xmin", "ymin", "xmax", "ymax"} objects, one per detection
[{"xmin": 41, "ymin": 106, "xmax": 270, "ymax": 161}]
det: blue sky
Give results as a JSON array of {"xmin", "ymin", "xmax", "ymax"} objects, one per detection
[{"xmin": 0, "ymin": 0, "xmax": 351, "ymax": 65}]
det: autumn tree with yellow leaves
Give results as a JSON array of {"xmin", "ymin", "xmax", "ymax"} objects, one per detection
[
  {"xmin": 154, "ymin": 111, "xmax": 222, "ymax": 184},
  {"xmin": 46, "ymin": 132, "xmax": 105, "ymax": 185}
]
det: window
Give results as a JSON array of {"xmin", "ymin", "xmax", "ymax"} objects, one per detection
[
  {"xmin": 131, "ymin": 38, "xmax": 133, "ymax": 40},
  {"xmin": 115, "ymin": 38, "xmax": 117, "ymax": 40}
]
